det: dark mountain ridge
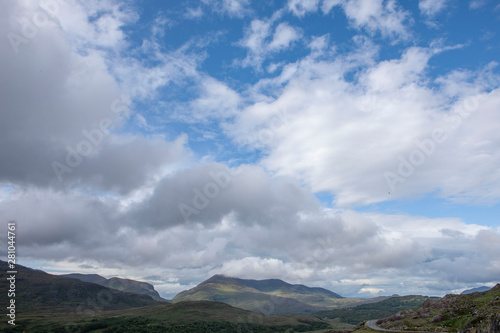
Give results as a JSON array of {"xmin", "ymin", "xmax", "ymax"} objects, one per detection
[
  {"xmin": 62, "ymin": 273, "xmax": 167, "ymax": 302},
  {"xmin": 0, "ymin": 260, "xmax": 162, "ymax": 313}
]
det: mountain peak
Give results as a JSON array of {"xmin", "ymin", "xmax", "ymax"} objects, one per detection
[{"xmin": 173, "ymin": 275, "xmax": 348, "ymax": 314}]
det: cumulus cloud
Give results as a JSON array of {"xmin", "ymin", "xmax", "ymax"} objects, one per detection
[
  {"xmin": 131, "ymin": 163, "xmax": 318, "ymax": 229},
  {"xmin": 0, "ymin": 0, "xmax": 194, "ymax": 194},
  {"xmin": 287, "ymin": 0, "xmax": 322, "ymax": 17},
  {"xmin": 2, "ymin": 182, "xmax": 498, "ymax": 298},
  {"xmin": 342, "ymin": 0, "xmax": 411, "ymax": 39},
  {"xmin": 185, "ymin": 77, "xmax": 242, "ymax": 121},
  {"xmin": 287, "ymin": 0, "xmax": 411, "ymax": 40},
  {"xmin": 227, "ymin": 43, "xmax": 500, "ymax": 206}
]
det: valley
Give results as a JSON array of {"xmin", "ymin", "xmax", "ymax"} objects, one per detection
[{"xmin": 2, "ymin": 260, "xmax": 497, "ymax": 332}]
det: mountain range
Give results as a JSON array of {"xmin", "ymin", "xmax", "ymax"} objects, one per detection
[
  {"xmin": 0, "ymin": 261, "xmax": 331, "ymax": 332},
  {"xmin": 2, "ymin": 260, "xmax": 498, "ymax": 333},
  {"xmin": 61, "ymin": 273, "xmax": 168, "ymax": 302},
  {"xmin": 461, "ymin": 286, "xmax": 492, "ymax": 295},
  {"xmin": 172, "ymin": 274, "xmax": 387, "ymax": 314}
]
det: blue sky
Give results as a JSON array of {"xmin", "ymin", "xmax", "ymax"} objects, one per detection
[{"xmin": 1, "ymin": 0, "xmax": 500, "ymax": 298}]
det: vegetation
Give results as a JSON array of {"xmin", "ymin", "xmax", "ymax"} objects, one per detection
[
  {"xmin": 0, "ymin": 301, "xmax": 332, "ymax": 332},
  {"xmin": 375, "ymin": 284, "xmax": 500, "ymax": 332},
  {"xmin": 316, "ymin": 295, "xmax": 430, "ymax": 325}
]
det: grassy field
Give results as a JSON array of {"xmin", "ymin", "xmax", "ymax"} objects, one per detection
[{"xmin": 0, "ymin": 301, "xmax": 333, "ymax": 332}]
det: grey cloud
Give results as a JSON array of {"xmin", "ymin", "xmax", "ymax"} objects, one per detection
[
  {"xmin": 441, "ymin": 228, "xmax": 465, "ymax": 238},
  {"xmin": 0, "ymin": 188, "xmax": 118, "ymax": 247},
  {"xmin": 132, "ymin": 163, "xmax": 318, "ymax": 229},
  {"xmin": 0, "ymin": 1, "xmax": 189, "ymax": 194}
]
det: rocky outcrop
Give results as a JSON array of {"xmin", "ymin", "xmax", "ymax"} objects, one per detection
[{"xmin": 375, "ymin": 284, "xmax": 500, "ymax": 333}]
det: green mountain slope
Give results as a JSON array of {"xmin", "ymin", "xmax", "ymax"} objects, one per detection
[
  {"xmin": 173, "ymin": 274, "xmax": 371, "ymax": 314},
  {"xmin": 62, "ymin": 273, "xmax": 168, "ymax": 302},
  {"xmin": 316, "ymin": 295, "xmax": 430, "ymax": 324},
  {"xmin": 374, "ymin": 284, "xmax": 500, "ymax": 332},
  {"xmin": 0, "ymin": 260, "xmax": 161, "ymax": 314}
]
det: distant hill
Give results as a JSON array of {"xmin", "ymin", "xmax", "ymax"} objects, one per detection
[
  {"xmin": 173, "ymin": 274, "xmax": 373, "ymax": 314},
  {"xmin": 461, "ymin": 286, "xmax": 492, "ymax": 295},
  {"xmin": 0, "ymin": 260, "xmax": 161, "ymax": 314},
  {"xmin": 374, "ymin": 284, "xmax": 500, "ymax": 333},
  {"xmin": 316, "ymin": 295, "xmax": 430, "ymax": 325},
  {"xmin": 62, "ymin": 273, "xmax": 168, "ymax": 302}
]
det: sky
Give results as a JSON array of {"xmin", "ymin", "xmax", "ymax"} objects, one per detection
[{"xmin": 0, "ymin": 0, "xmax": 500, "ymax": 299}]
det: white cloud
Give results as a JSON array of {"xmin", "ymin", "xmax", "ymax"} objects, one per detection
[
  {"xmin": 342, "ymin": 0, "xmax": 411, "ymax": 39},
  {"xmin": 238, "ymin": 15, "xmax": 302, "ymax": 69},
  {"xmin": 287, "ymin": 0, "xmax": 411, "ymax": 40},
  {"xmin": 419, "ymin": 0, "xmax": 449, "ymax": 17},
  {"xmin": 268, "ymin": 22, "xmax": 302, "ymax": 51},
  {"xmin": 288, "ymin": 0, "xmax": 321, "ymax": 17},
  {"xmin": 359, "ymin": 287, "xmax": 385, "ymax": 296},
  {"xmin": 186, "ymin": 77, "xmax": 242, "ymax": 121},
  {"xmin": 215, "ymin": 257, "xmax": 313, "ymax": 280},
  {"xmin": 227, "ymin": 44, "xmax": 500, "ymax": 207}
]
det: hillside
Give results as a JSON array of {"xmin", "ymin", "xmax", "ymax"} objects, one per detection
[
  {"xmin": 374, "ymin": 284, "xmax": 500, "ymax": 332},
  {"xmin": 0, "ymin": 300, "xmax": 333, "ymax": 333},
  {"xmin": 173, "ymin": 274, "xmax": 373, "ymax": 314},
  {"xmin": 62, "ymin": 273, "xmax": 168, "ymax": 302},
  {"xmin": 316, "ymin": 295, "xmax": 430, "ymax": 325},
  {"xmin": 0, "ymin": 260, "xmax": 161, "ymax": 313}
]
